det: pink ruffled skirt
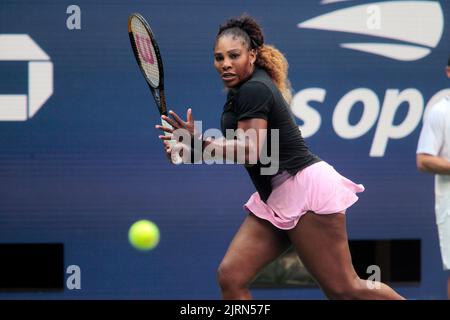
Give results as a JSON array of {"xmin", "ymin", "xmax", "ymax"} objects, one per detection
[{"xmin": 244, "ymin": 161, "xmax": 365, "ymax": 230}]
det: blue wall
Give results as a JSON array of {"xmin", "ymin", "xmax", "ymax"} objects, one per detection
[{"xmin": 0, "ymin": 0, "xmax": 449, "ymax": 299}]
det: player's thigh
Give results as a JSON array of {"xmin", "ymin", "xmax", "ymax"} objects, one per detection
[
  {"xmin": 286, "ymin": 212, "xmax": 358, "ymax": 292},
  {"xmin": 219, "ymin": 213, "xmax": 291, "ymax": 282}
]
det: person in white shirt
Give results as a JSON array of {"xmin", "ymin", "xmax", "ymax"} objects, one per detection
[{"xmin": 416, "ymin": 56, "xmax": 450, "ymax": 299}]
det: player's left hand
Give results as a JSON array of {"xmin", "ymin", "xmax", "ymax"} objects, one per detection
[{"xmin": 157, "ymin": 108, "xmax": 200, "ymax": 142}]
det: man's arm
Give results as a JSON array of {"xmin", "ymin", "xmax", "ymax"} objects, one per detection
[{"xmin": 416, "ymin": 153, "xmax": 450, "ymax": 175}]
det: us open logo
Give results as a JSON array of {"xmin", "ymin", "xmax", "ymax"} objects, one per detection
[
  {"xmin": 0, "ymin": 34, "xmax": 53, "ymax": 121},
  {"xmin": 298, "ymin": 0, "xmax": 444, "ymax": 61},
  {"xmin": 293, "ymin": 0, "xmax": 448, "ymax": 157}
]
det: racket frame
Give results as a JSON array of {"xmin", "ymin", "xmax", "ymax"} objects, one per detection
[
  {"xmin": 128, "ymin": 13, "xmax": 167, "ymax": 116},
  {"xmin": 128, "ymin": 13, "xmax": 182, "ymax": 163}
]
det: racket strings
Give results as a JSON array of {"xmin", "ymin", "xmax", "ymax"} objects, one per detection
[{"xmin": 130, "ymin": 17, "xmax": 160, "ymax": 88}]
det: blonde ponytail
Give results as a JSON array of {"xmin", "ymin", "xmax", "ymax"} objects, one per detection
[{"xmin": 256, "ymin": 45, "xmax": 293, "ymax": 104}]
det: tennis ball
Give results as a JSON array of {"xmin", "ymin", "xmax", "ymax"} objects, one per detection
[{"xmin": 128, "ymin": 220, "xmax": 160, "ymax": 251}]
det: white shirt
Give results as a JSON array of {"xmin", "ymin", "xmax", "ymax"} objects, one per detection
[{"xmin": 417, "ymin": 96, "xmax": 450, "ymax": 221}]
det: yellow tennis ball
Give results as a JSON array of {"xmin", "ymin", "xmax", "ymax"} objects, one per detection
[{"xmin": 128, "ymin": 220, "xmax": 160, "ymax": 251}]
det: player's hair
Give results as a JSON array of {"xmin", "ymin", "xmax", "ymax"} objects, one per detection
[
  {"xmin": 216, "ymin": 14, "xmax": 293, "ymax": 104},
  {"xmin": 447, "ymin": 55, "xmax": 450, "ymax": 67}
]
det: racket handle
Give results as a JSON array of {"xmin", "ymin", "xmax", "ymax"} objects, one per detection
[
  {"xmin": 161, "ymin": 118, "xmax": 175, "ymax": 146},
  {"xmin": 161, "ymin": 118, "xmax": 182, "ymax": 165}
]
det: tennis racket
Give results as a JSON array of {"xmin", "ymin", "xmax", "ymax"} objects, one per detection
[{"xmin": 128, "ymin": 13, "xmax": 182, "ymax": 164}]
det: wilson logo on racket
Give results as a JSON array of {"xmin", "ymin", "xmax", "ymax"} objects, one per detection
[
  {"xmin": 297, "ymin": 0, "xmax": 444, "ymax": 61},
  {"xmin": 135, "ymin": 34, "xmax": 155, "ymax": 65},
  {"xmin": 0, "ymin": 34, "xmax": 53, "ymax": 121}
]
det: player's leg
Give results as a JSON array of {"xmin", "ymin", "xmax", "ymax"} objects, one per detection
[
  {"xmin": 286, "ymin": 211, "xmax": 404, "ymax": 299},
  {"xmin": 218, "ymin": 213, "xmax": 291, "ymax": 299}
]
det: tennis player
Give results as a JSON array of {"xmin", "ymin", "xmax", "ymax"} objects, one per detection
[
  {"xmin": 157, "ymin": 15, "xmax": 404, "ymax": 300},
  {"xmin": 416, "ymin": 56, "xmax": 450, "ymax": 299}
]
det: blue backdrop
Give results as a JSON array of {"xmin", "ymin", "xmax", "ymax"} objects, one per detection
[{"xmin": 0, "ymin": 0, "xmax": 449, "ymax": 299}]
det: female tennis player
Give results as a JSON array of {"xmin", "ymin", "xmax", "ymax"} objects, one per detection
[{"xmin": 156, "ymin": 15, "xmax": 404, "ymax": 300}]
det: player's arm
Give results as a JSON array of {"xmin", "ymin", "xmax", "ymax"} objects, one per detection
[
  {"xmin": 202, "ymin": 81, "xmax": 271, "ymax": 164},
  {"xmin": 416, "ymin": 153, "xmax": 450, "ymax": 175},
  {"xmin": 157, "ymin": 109, "xmax": 267, "ymax": 164},
  {"xmin": 202, "ymin": 118, "xmax": 267, "ymax": 164}
]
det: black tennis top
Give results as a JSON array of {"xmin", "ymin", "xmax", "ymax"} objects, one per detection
[{"xmin": 220, "ymin": 68, "xmax": 321, "ymax": 202}]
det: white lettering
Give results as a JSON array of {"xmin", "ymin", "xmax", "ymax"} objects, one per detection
[
  {"xmin": 371, "ymin": 89, "xmax": 423, "ymax": 156},
  {"xmin": 291, "ymin": 88, "xmax": 324, "ymax": 138},
  {"xmin": 333, "ymin": 88, "xmax": 380, "ymax": 139}
]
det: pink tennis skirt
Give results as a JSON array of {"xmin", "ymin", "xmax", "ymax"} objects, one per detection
[{"xmin": 244, "ymin": 161, "xmax": 365, "ymax": 230}]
